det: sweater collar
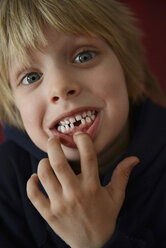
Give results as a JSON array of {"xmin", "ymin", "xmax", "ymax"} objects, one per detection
[
  {"xmin": 101, "ymin": 99, "xmax": 166, "ymax": 185},
  {"xmin": 3, "ymin": 99, "xmax": 166, "ymax": 182},
  {"xmin": 3, "ymin": 125, "xmax": 47, "ymax": 160}
]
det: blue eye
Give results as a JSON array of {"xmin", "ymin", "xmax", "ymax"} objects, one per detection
[
  {"xmin": 22, "ymin": 72, "xmax": 42, "ymax": 85},
  {"xmin": 74, "ymin": 51, "xmax": 96, "ymax": 63}
]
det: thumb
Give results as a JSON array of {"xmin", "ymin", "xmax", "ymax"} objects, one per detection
[{"xmin": 106, "ymin": 156, "xmax": 140, "ymax": 207}]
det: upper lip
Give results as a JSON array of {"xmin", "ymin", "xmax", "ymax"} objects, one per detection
[{"xmin": 49, "ymin": 106, "xmax": 101, "ymax": 129}]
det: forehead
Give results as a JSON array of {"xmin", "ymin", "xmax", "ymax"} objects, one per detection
[
  {"xmin": 9, "ymin": 28, "xmax": 110, "ymax": 81},
  {"xmin": 9, "ymin": 27, "xmax": 106, "ymax": 65}
]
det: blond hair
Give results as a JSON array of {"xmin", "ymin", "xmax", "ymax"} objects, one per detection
[{"xmin": 0, "ymin": 0, "xmax": 165, "ymax": 129}]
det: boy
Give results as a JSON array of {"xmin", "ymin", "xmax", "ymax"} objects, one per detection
[{"xmin": 0, "ymin": 0, "xmax": 166, "ymax": 247}]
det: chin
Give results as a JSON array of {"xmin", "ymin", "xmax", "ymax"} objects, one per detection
[
  {"xmin": 61, "ymin": 137, "xmax": 105, "ymax": 162},
  {"xmin": 61, "ymin": 144, "xmax": 81, "ymax": 161}
]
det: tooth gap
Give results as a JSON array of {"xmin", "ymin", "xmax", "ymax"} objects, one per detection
[
  {"xmin": 55, "ymin": 111, "xmax": 98, "ymax": 131},
  {"xmin": 74, "ymin": 120, "xmax": 81, "ymax": 126}
]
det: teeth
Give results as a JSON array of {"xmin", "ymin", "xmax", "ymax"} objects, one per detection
[
  {"xmin": 61, "ymin": 126, "xmax": 66, "ymax": 133},
  {"xmin": 60, "ymin": 121, "xmax": 66, "ymax": 126},
  {"xmin": 65, "ymin": 120, "xmax": 70, "ymax": 125},
  {"xmin": 57, "ymin": 126, "xmax": 62, "ymax": 132},
  {"xmin": 69, "ymin": 117, "xmax": 76, "ymax": 124},
  {"xmin": 87, "ymin": 111, "xmax": 92, "ymax": 117},
  {"xmin": 57, "ymin": 110, "xmax": 97, "ymax": 133},
  {"xmin": 70, "ymin": 123, "xmax": 74, "ymax": 129},
  {"xmin": 81, "ymin": 119, "xmax": 86, "ymax": 125},
  {"xmin": 65, "ymin": 125, "xmax": 69, "ymax": 131},
  {"xmin": 86, "ymin": 117, "xmax": 91, "ymax": 123},
  {"xmin": 75, "ymin": 114, "xmax": 82, "ymax": 121}
]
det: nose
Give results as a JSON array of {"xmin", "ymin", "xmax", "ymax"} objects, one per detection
[
  {"xmin": 51, "ymin": 89, "xmax": 78, "ymax": 103},
  {"xmin": 48, "ymin": 70, "xmax": 81, "ymax": 103},
  {"xmin": 51, "ymin": 87, "xmax": 80, "ymax": 103}
]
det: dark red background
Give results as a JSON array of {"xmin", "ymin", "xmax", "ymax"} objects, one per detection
[
  {"xmin": 123, "ymin": 0, "xmax": 166, "ymax": 93},
  {"xmin": 0, "ymin": 1, "xmax": 165, "ymax": 142}
]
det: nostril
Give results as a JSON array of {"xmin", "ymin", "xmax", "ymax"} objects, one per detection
[
  {"xmin": 51, "ymin": 89, "xmax": 77, "ymax": 103},
  {"xmin": 52, "ymin": 96, "xmax": 59, "ymax": 102}
]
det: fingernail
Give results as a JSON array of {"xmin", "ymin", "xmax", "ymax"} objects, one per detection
[
  {"xmin": 73, "ymin": 131, "xmax": 84, "ymax": 142},
  {"xmin": 48, "ymin": 136, "xmax": 54, "ymax": 142},
  {"xmin": 74, "ymin": 131, "xmax": 84, "ymax": 136},
  {"xmin": 48, "ymin": 135, "xmax": 59, "ymax": 142}
]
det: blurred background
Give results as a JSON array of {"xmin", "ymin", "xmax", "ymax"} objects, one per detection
[
  {"xmin": 123, "ymin": 0, "xmax": 166, "ymax": 94},
  {"xmin": 0, "ymin": 0, "xmax": 165, "ymax": 143}
]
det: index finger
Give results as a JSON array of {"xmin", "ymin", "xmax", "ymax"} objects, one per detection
[{"xmin": 73, "ymin": 133, "xmax": 99, "ymax": 184}]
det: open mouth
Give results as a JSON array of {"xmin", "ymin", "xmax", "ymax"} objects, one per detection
[
  {"xmin": 56, "ymin": 110, "xmax": 98, "ymax": 134},
  {"xmin": 50, "ymin": 109, "xmax": 100, "ymax": 148}
]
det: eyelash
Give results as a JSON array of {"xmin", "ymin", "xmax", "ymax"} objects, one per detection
[
  {"xmin": 21, "ymin": 72, "xmax": 42, "ymax": 85},
  {"xmin": 74, "ymin": 50, "xmax": 97, "ymax": 64},
  {"xmin": 20, "ymin": 50, "xmax": 97, "ymax": 85}
]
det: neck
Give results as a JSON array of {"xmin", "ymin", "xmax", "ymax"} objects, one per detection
[
  {"xmin": 70, "ymin": 119, "xmax": 131, "ymax": 176},
  {"xmin": 97, "ymin": 119, "xmax": 131, "ymax": 175}
]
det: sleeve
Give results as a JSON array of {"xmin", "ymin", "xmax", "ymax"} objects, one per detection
[
  {"xmin": 101, "ymin": 160, "xmax": 166, "ymax": 247},
  {"xmin": 101, "ymin": 228, "xmax": 154, "ymax": 248},
  {"xmin": 0, "ymin": 143, "xmax": 37, "ymax": 248}
]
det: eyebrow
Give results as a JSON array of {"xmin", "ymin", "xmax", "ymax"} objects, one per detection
[
  {"xmin": 10, "ymin": 35, "xmax": 102, "ymax": 80},
  {"xmin": 10, "ymin": 54, "xmax": 39, "ymax": 81}
]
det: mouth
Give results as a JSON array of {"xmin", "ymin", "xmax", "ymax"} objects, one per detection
[{"xmin": 49, "ymin": 108, "xmax": 101, "ymax": 148}]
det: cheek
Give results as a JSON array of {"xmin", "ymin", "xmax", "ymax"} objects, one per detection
[
  {"xmin": 16, "ymin": 97, "xmax": 48, "ymax": 152},
  {"xmin": 104, "ymin": 81, "xmax": 129, "ymax": 131},
  {"xmin": 97, "ymin": 76, "xmax": 127, "ymax": 100},
  {"xmin": 83, "ymin": 55, "xmax": 128, "ymax": 101},
  {"xmin": 15, "ymin": 96, "xmax": 44, "ymax": 129}
]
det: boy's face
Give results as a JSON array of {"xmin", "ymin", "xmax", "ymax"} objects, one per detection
[{"xmin": 9, "ymin": 27, "xmax": 129, "ymax": 162}]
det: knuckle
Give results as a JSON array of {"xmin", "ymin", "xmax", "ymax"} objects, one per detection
[
  {"xmin": 88, "ymin": 183, "xmax": 99, "ymax": 197},
  {"xmin": 27, "ymin": 179, "xmax": 38, "ymax": 202},
  {"xmin": 116, "ymin": 165, "xmax": 130, "ymax": 179},
  {"xmin": 67, "ymin": 189, "xmax": 83, "ymax": 207},
  {"xmin": 85, "ymin": 151, "xmax": 95, "ymax": 163},
  {"xmin": 52, "ymin": 161, "xmax": 64, "ymax": 174},
  {"xmin": 121, "ymin": 168, "xmax": 131, "ymax": 179},
  {"xmin": 46, "ymin": 211, "xmax": 55, "ymax": 222},
  {"xmin": 50, "ymin": 202, "xmax": 66, "ymax": 217},
  {"xmin": 27, "ymin": 187, "xmax": 34, "ymax": 202},
  {"xmin": 72, "ymin": 191, "xmax": 83, "ymax": 205},
  {"xmin": 37, "ymin": 158, "xmax": 49, "ymax": 181}
]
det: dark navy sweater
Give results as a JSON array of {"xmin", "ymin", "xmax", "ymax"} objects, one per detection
[{"xmin": 0, "ymin": 99, "xmax": 166, "ymax": 247}]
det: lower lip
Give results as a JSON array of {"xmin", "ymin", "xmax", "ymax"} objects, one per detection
[{"xmin": 50, "ymin": 112, "xmax": 101, "ymax": 148}]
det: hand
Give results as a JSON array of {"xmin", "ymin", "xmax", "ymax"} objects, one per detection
[{"xmin": 27, "ymin": 133, "xmax": 139, "ymax": 248}]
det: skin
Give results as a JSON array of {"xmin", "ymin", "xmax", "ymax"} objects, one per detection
[
  {"xmin": 9, "ymin": 27, "xmax": 139, "ymax": 247},
  {"xmin": 10, "ymin": 27, "xmax": 130, "ymax": 165},
  {"xmin": 27, "ymin": 135, "xmax": 139, "ymax": 248}
]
